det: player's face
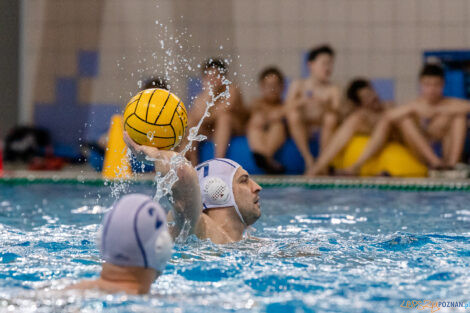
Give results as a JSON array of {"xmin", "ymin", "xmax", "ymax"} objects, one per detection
[
  {"xmin": 309, "ymin": 54, "xmax": 334, "ymax": 82},
  {"xmin": 232, "ymin": 168, "xmax": 262, "ymax": 225},
  {"xmin": 260, "ymin": 74, "xmax": 283, "ymax": 103},
  {"xmin": 420, "ymin": 76, "xmax": 444, "ymax": 103},
  {"xmin": 203, "ymin": 68, "xmax": 225, "ymax": 90},
  {"xmin": 357, "ymin": 86, "xmax": 382, "ymax": 110}
]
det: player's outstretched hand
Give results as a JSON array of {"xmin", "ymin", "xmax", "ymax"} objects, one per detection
[{"xmin": 123, "ymin": 131, "xmax": 163, "ymax": 163}]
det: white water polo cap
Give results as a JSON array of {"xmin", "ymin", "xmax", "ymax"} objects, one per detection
[
  {"xmin": 196, "ymin": 158, "xmax": 246, "ymax": 225},
  {"xmin": 100, "ymin": 194, "xmax": 173, "ymax": 272}
]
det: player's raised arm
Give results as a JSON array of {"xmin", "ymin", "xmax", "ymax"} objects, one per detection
[{"xmin": 123, "ymin": 132, "xmax": 202, "ymax": 240}]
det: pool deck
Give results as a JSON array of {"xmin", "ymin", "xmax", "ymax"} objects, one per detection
[{"xmin": 2, "ymin": 163, "xmax": 470, "ymax": 190}]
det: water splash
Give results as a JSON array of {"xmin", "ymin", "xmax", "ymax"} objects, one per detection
[
  {"xmin": 152, "ymin": 78, "xmax": 232, "ymax": 203},
  {"xmin": 106, "ymin": 149, "xmax": 133, "ymax": 199},
  {"xmin": 104, "ymin": 18, "xmax": 242, "ymax": 240}
]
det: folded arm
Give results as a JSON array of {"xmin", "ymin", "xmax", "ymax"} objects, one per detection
[
  {"xmin": 385, "ymin": 105, "xmax": 415, "ymax": 122},
  {"xmin": 433, "ymin": 99, "xmax": 470, "ymax": 115}
]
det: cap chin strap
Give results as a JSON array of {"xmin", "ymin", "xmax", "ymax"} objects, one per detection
[{"xmin": 232, "ymin": 203, "xmax": 247, "ymax": 227}]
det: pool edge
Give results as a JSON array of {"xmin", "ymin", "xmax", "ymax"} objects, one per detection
[{"xmin": 1, "ymin": 173, "xmax": 470, "ymax": 191}]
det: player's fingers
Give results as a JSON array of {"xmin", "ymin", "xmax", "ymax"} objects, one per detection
[
  {"xmin": 123, "ymin": 131, "xmax": 141, "ymax": 150},
  {"xmin": 123, "ymin": 131, "xmax": 132, "ymax": 146},
  {"xmin": 123, "ymin": 131, "xmax": 162, "ymax": 160}
]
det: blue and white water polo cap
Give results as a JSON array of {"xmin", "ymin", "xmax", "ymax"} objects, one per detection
[
  {"xmin": 99, "ymin": 194, "xmax": 173, "ymax": 272},
  {"xmin": 195, "ymin": 158, "xmax": 246, "ymax": 225}
]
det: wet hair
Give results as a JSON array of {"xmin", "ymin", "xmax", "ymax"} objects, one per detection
[
  {"xmin": 202, "ymin": 58, "xmax": 227, "ymax": 74},
  {"xmin": 419, "ymin": 63, "xmax": 444, "ymax": 79},
  {"xmin": 347, "ymin": 78, "xmax": 371, "ymax": 106},
  {"xmin": 143, "ymin": 77, "xmax": 168, "ymax": 90},
  {"xmin": 258, "ymin": 66, "xmax": 284, "ymax": 84},
  {"xmin": 307, "ymin": 45, "xmax": 335, "ymax": 62}
]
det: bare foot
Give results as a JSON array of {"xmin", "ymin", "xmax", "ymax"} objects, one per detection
[
  {"xmin": 306, "ymin": 165, "xmax": 331, "ymax": 177},
  {"xmin": 253, "ymin": 152, "xmax": 285, "ymax": 174},
  {"xmin": 335, "ymin": 166, "xmax": 359, "ymax": 177},
  {"xmin": 428, "ymin": 158, "xmax": 447, "ymax": 170},
  {"xmin": 305, "ymin": 167, "xmax": 318, "ymax": 177},
  {"xmin": 303, "ymin": 158, "xmax": 316, "ymax": 176},
  {"xmin": 429, "ymin": 162, "xmax": 454, "ymax": 171}
]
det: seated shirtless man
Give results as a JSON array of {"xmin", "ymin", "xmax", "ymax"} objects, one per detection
[
  {"xmin": 285, "ymin": 45, "xmax": 342, "ymax": 175},
  {"xmin": 186, "ymin": 58, "xmax": 249, "ymax": 165},
  {"xmin": 124, "ymin": 132, "xmax": 262, "ymax": 244},
  {"xmin": 247, "ymin": 67, "xmax": 287, "ymax": 174},
  {"xmin": 309, "ymin": 78, "xmax": 391, "ymax": 176},
  {"xmin": 343, "ymin": 63, "xmax": 468, "ymax": 174}
]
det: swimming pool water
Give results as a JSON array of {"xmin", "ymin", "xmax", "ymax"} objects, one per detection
[{"xmin": 0, "ymin": 183, "xmax": 469, "ymax": 312}]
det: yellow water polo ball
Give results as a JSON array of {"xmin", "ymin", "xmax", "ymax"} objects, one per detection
[{"xmin": 123, "ymin": 88, "xmax": 188, "ymax": 150}]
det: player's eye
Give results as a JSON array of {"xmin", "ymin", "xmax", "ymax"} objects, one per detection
[{"xmin": 239, "ymin": 176, "xmax": 248, "ymax": 183}]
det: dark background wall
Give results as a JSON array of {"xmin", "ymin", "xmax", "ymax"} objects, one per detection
[{"xmin": 0, "ymin": 1, "xmax": 19, "ymax": 139}]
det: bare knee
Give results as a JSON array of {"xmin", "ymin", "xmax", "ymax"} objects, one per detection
[
  {"xmin": 395, "ymin": 115, "xmax": 415, "ymax": 130},
  {"xmin": 452, "ymin": 114, "xmax": 466, "ymax": 127},
  {"xmin": 249, "ymin": 112, "xmax": 265, "ymax": 129},
  {"xmin": 382, "ymin": 111, "xmax": 400, "ymax": 128},
  {"xmin": 447, "ymin": 114, "xmax": 467, "ymax": 140}
]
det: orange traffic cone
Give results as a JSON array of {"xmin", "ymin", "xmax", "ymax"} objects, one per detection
[{"xmin": 102, "ymin": 115, "xmax": 132, "ymax": 179}]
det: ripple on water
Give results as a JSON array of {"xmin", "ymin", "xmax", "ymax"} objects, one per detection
[
  {"xmin": 376, "ymin": 233, "xmax": 432, "ymax": 251},
  {"xmin": 179, "ymin": 266, "xmax": 232, "ymax": 282},
  {"xmin": 426, "ymin": 272, "xmax": 459, "ymax": 281},
  {"xmin": 0, "ymin": 253, "xmax": 20, "ymax": 263},
  {"xmin": 245, "ymin": 275, "xmax": 325, "ymax": 293}
]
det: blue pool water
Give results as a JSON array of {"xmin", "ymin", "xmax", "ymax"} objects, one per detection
[{"xmin": 0, "ymin": 183, "xmax": 470, "ymax": 312}]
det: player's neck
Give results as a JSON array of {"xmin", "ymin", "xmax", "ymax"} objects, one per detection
[
  {"xmin": 99, "ymin": 263, "xmax": 157, "ymax": 294},
  {"xmin": 262, "ymin": 97, "xmax": 281, "ymax": 106},
  {"xmin": 206, "ymin": 207, "xmax": 245, "ymax": 241},
  {"xmin": 421, "ymin": 95, "xmax": 445, "ymax": 106}
]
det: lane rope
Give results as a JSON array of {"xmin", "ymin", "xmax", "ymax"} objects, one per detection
[{"xmin": 1, "ymin": 176, "xmax": 470, "ymax": 191}]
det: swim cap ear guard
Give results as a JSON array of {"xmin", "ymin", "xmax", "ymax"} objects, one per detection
[
  {"xmin": 196, "ymin": 158, "xmax": 246, "ymax": 225},
  {"xmin": 100, "ymin": 194, "xmax": 174, "ymax": 273},
  {"xmin": 202, "ymin": 177, "xmax": 231, "ymax": 205},
  {"xmin": 150, "ymin": 228, "xmax": 173, "ymax": 272}
]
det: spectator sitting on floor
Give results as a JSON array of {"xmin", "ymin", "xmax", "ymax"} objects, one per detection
[
  {"xmin": 309, "ymin": 78, "xmax": 392, "ymax": 176},
  {"xmin": 342, "ymin": 63, "xmax": 469, "ymax": 174},
  {"xmin": 247, "ymin": 67, "xmax": 287, "ymax": 174},
  {"xmin": 184, "ymin": 58, "xmax": 249, "ymax": 166},
  {"xmin": 285, "ymin": 45, "xmax": 343, "ymax": 175}
]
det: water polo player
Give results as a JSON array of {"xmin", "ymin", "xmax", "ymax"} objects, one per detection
[
  {"xmin": 124, "ymin": 132, "xmax": 262, "ymax": 244},
  {"xmin": 69, "ymin": 194, "xmax": 173, "ymax": 294}
]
